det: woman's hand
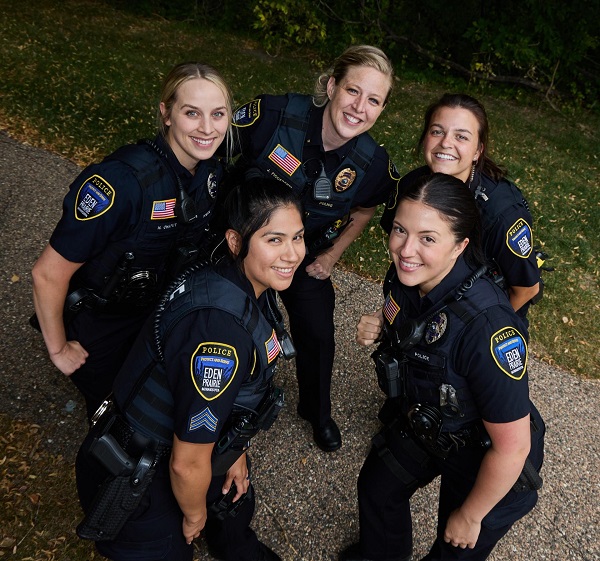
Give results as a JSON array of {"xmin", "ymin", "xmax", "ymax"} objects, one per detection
[
  {"xmin": 444, "ymin": 508, "xmax": 481, "ymax": 549},
  {"xmin": 50, "ymin": 340, "xmax": 89, "ymax": 375},
  {"xmin": 223, "ymin": 453, "xmax": 249, "ymax": 501},
  {"xmin": 182, "ymin": 512, "xmax": 206, "ymax": 545},
  {"xmin": 356, "ymin": 310, "xmax": 383, "ymax": 346},
  {"xmin": 306, "ymin": 252, "xmax": 336, "ymax": 280}
]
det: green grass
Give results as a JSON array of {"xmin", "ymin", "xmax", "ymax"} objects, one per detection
[{"xmin": 1, "ymin": 0, "xmax": 599, "ymax": 379}]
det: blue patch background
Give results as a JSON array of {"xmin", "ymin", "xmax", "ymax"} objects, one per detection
[{"xmin": 193, "ymin": 355, "xmax": 235, "ymax": 400}]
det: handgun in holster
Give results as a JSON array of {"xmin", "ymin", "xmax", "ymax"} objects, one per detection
[{"xmin": 208, "ymin": 482, "xmax": 254, "ymax": 521}]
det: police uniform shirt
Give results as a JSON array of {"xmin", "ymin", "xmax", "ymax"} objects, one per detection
[
  {"xmin": 388, "ymin": 257, "xmax": 531, "ymax": 425},
  {"xmin": 162, "ymin": 263, "xmax": 268, "ymax": 444},
  {"xmin": 49, "ymin": 135, "xmax": 217, "ymax": 264},
  {"xmin": 381, "ymin": 166, "xmax": 539, "ymax": 293},
  {"xmin": 233, "ymin": 94, "xmax": 398, "ymax": 214}
]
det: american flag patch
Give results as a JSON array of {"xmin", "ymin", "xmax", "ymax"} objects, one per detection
[
  {"xmin": 383, "ymin": 294, "xmax": 400, "ymax": 324},
  {"xmin": 265, "ymin": 330, "xmax": 280, "ymax": 363},
  {"xmin": 151, "ymin": 198, "xmax": 176, "ymax": 219},
  {"xmin": 268, "ymin": 144, "xmax": 301, "ymax": 176}
]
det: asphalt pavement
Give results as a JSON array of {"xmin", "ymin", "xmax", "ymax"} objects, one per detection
[{"xmin": 0, "ymin": 130, "xmax": 598, "ymax": 560}]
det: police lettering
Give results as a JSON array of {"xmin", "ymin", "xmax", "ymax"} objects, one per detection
[
  {"xmin": 494, "ymin": 329, "xmax": 516, "ymax": 344},
  {"xmin": 200, "ymin": 345, "xmax": 232, "ymax": 357},
  {"xmin": 90, "ymin": 177, "xmax": 113, "ymax": 196},
  {"xmin": 414, "ymin": 352, "xmax": 430, "ymax": 362}
]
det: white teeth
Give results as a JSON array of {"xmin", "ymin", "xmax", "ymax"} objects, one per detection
[
  {"xmin": 192, "ymin": 137, "xmax": 213, "ymax": 146},
  {"xmin": 401, "ymin": 260, "xmax": 421, "ymax": 269},
  {"xmin": 274, "ymin": 267, "xmax": 293, "ymax": 273},
  {"xmin": 435, "ymin": 153, "xmax": 456, "ymax": 161},
  {"xmin": 344, "ymin": 113, "xmax": 361, "ymax": 124}
]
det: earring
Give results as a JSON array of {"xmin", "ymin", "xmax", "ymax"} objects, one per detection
[{"xmin": 469, "ymin": 161, "xmax": 477, "ymax": 186}]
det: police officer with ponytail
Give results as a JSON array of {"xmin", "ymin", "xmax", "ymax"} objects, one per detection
[
  {"xmin": 32, "ymin": 62, "xmax": 232, "ymax": 420},
  {"xmin": 340, "ymin": 173, "xmax": 545, "ymax": 561},
  {"xmin": 75, "ymin": 178, "xmax": 304, "ymax": 561}
]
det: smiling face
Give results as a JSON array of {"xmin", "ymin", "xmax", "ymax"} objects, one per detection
[
  {"xmin": 389, "ymin": 199, "xmax": 469, "ymax": 295},
  {"xmin": 232, "ymin": 205, "xmax": 306, "ymax": 298},
  {"xmin": 160, "ymin": 77, "xmax": 229, "ymax": 172},
  {"xmin": 422, "ymin": 106, "xmax": 482, "ymax": 183},
  {"xmin": 321, "ymin": 65, "xmax": 391, "ymax": 151}
]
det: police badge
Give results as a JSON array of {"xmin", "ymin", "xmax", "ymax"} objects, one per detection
[
  {"xmin": 207, "ymin": 171, "xmax": 218, "ymax": 199},
  {"xmin": 334, "ymin": 168, "xmax": 356, "ymax": 192},
  {"xmin": 424, "ymin": 312, "xmax": 448, "ymax": 344}
]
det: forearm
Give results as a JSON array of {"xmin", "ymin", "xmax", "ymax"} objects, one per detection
[
  {"xmin": 459, "ymin": 446, "xmax": 528, "ymax": 523},
  {"xmin": 508, "ymin": 283, "xmax": 539, "ymax": 312},
  {"xmin": 32, "ymin": 275, "xmax": 70, "ymax": 355}
]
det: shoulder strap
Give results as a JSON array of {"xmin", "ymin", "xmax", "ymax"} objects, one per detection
[{"xmin": 104, "ymin": 140, "xmax": 167, "ymax": 189}]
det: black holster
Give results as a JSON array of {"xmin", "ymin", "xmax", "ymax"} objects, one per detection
[{"xmin": 211, "ymin": 386, "xmax": 284, "ymax": 476}]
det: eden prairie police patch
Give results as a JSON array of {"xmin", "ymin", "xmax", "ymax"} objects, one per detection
[
  {"xmin": 233, "ymin": 99, "xmax": 261, "ymax": 127},
  {"xmin": 506, "ymin": 218, "xmax": 533, "ymax": 258},
  {"xmin": 75, "ymin": 175, "xmax": 115, "ymax": 220},
  {"xmin": 490, "ymin": 327, "xmax": 528, "ymax": 380},
  {"xmin": 190, "ymin": 342, "xmax": 238, "ymax": 401}
]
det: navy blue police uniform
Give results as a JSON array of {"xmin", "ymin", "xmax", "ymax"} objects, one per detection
[
  {"xmin": 231, "ymin": 93, "xmax": 399, "ymax": 431},
  {"xmin": 380, "ymin": 166, "xmax": 540, "ymax": 320},
  {"xmin": 75, "ymin": 261, "xmax": 284, "ymax": 561},
  {"xmin": 48, "ymin": 135, "xmax": 222, "ymax": 419},
  {"xmin": 352, "ymin": 257, "xmax": 545, "ymax": 560}
]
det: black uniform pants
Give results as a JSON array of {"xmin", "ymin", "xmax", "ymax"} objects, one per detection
[
  {"xmin": 279, "ymin": 256, "xmax": 336, "ymax": 426},
  {"xmin": 68, "ymin": 308, "xmax": 150, "ymax": 421},
  {"xmin": 356, "ymin": 427, "xmax": 538, "ymax": 561},
  {"xmin": 76, "ymin": 439, "xmax": 261, "ymax": 561}
]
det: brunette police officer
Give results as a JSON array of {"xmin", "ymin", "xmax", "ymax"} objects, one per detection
[
  {"xmin": 341, "ymin": 173, "xmax": 545, "ymax": 561},
  {"xmin": 75, "ymin": 178, "xmax": 304, "ymax": 561},
  {"xmin": 228, "ymin": 45, "xmax": 399, "ymax": 451},
  {"xmin": 32, "ymin": 62, "xmax": 233, "ymax": 420}
]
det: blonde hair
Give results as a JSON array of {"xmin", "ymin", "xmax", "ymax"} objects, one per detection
[
  {"xmin": 157, "ymin": 62, "xmax": 235, "ymax": 159},
  {"xmin": 313, "ymin": 45, "xmax": 394, "ymax": 107}
]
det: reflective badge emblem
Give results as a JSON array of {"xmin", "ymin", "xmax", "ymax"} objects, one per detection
[
  {"xmin": 334, "ymin": 168, "xmax": 356, "ymax": 192},
  {"xmin": 190, "ymin": 342, "xmax": 238, "ymax": 400},
  {"xmin": 265, "ymin": 330, "xmax": 280, "ymax": 364},
  {"xmin": 506, "ymin": 218, "xmax": 533, "ymax": 258},
  {"xmin": 425, "ymin": 312, "xmax": 448, "ymax": 344},
  {"xmin": 383, "ymin": 294, "xmax": 400, "ymax": 324},
  {"xmin": 188, "ymin": 407, "xmax": 219, "ymax": 433},
  {"xmin": 75, "ymin": 175, "xmax": 115, "ymax": 220},
  {"xmin": 490, "ymin": 327, "xmax": 528, "ymax": 380},
  {"xmin": 207, "ymin": 171, "xmax": 218, "ymax": 199},
  {"xmin": 268, "ymin": 144, "xmax": 301, "ymax": 176},
  {"xmin": 233, "ymin": 99, "xmax": 261, "ymax": 127},
  {"xmin": 151, "ymin": 198, "xmax": 176, "ymax": 220}
]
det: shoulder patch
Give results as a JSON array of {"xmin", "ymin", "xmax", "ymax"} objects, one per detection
[
  {"xmin": 233, "ymin": 99, "xmax": 261, "ymax": 127},
  {"xmin": 265, "ymin": 330, "xmax": 281, "ymax": 364},
  {"xmin": 506, "ymin": 218, "xmax": 533, "ymax": 258},
  {"xmin": 383, "ymin": 294, "xmax": 400, "ymax": 324},
  {"xmin": 190, "ymin": 342, "xmax": 238, "ymax": 400},
  {"xmin": 490, "ymin": 327, "xmax": 528, "ymax": 380},
  {"xmin": 75, "ymin": 175, "xmax": 115, "ymax": 220}
]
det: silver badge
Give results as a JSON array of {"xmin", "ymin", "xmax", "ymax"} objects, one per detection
[
  {"xmin": 425, "ymin": 312, "xmax": 448, "ymax": 344},
  {"xmin": 207, "ymin": 172, "xmax": 218, "ymax": 199}
]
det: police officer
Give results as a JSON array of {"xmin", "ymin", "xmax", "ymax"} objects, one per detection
[
  {"xmin": 380, "ymin": 93, "xmax": 541, "ymax": 320},
  {"xmin": 75, "ymin": 178, "xmax": 305, "ymax": 561},
  {"xmin": 341, "ymin": 173, "xmax": 545, "ymax": 561},
  {"xmin": 227, "ymin": 45, "xmax": 400, "ymax": 451},
  {"xmin": 31, "ymin": 62, "xmax": 233, "ymax": 420}
]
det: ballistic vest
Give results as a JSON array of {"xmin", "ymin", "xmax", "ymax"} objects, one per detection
[
  {"xmin": 71, "ymin": 140, "xmax": 220, "ymax": 307},
  {"xmin": 113, "ymin": 267, "xmax": 279, "ymax": 444},
  {"xmin": 383, "ymin": 265, "xmax": 518, "ymax": 433},
  {"xmin": 255, "ymin": 94, "xmax": 377, "ymax": 233}
]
